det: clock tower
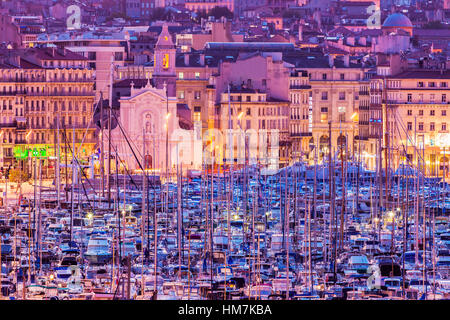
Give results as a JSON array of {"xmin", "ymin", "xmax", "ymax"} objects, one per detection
[{"xmin": 153, "ymin": 24, "xmax": 177, "ymax": 97}]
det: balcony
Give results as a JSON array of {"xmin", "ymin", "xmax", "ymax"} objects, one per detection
[
  {"xmin": 388, "ymin": 100, "xmax": 450, "ymax": 105},
  {"xmin": 47, "ymin": 79, "xmax": 93, "ymax": 83},
  {"xmin": 0, "ymin": 91, "xmax": 24, "ymax": 96},
  {"xmin": 290, "ymin": 132, "xmax": 312, "ymax": 137},
  {"xmin": 24, "ymin": 91, "xmax": 95, "ymax": 97},
  {"xmin": 0, "ymin": 122, "xmax": 17, "ymax": 128},
  {"xmin": 289, "ymin": 85, "xmax": 312, "ymax": 90},
  {"xmin": 48, "ymin": 124, "xmax": 96, "ymax": 130}
]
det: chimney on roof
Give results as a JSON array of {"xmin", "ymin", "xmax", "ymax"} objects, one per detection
[
  {"xmin": 359, "ymin": 36, "xmax": 367, "ymax": 46},
  {"xmin": 200, "ymin": 54, "xmax": 205, "ymax": 66},
  {"xmin": 347, "ymin": 36, "xmax": 355, "ymax": 46},
  {"xmin": 184, "ymin": 54, "xmax": 189, "ymax": 66},
  {"xmin": 344, "ymin": 54, "xmax": 350, "ymax": 67},
  {"xmin": 328, "ymin": 55, "xmax": 334, "ymax": 67}
]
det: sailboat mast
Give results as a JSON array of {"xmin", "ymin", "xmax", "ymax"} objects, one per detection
[
  {"xmin": 56, "ymin": 113, "xmax": 61, "ymax": 208},
  {"xmin": 100, "ymin": 92, "xmax": 105, "ymax": 198},
  {"xmin": 70, "ymin": 125, "xmax": 75, "ymax": 243}
]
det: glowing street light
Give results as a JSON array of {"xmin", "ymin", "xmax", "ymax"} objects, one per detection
[{"xmin": 387, "ymin": 211, "xmax": 395, "ymax": 220}]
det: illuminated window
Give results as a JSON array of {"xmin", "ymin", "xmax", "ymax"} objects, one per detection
[
  {"xmin": 178, "ymin": 72, "xmax": 184, "ymax": 79},
  {"xmin": 162, "ymin": 53, "xmax": 169, "ymax": 69}
]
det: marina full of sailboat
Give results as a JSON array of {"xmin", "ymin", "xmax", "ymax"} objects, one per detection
[{"xmin": 0, "ymin": 92, "xmax": 449, "ymax": 301}]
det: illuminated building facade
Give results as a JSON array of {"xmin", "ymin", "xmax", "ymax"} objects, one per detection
[{"xmin": 0, "ymin": 47, "xmax": 96, "ymax": 176}]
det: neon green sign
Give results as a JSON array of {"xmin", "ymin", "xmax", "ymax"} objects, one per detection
[{"xmin": 13, "ymin": 146, "xmax": 48, "ymax": 159}]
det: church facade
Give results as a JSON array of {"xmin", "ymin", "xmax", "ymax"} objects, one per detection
[{"xmin": 111, "ymin": 24, "xmax": 200, "ymax": 174}]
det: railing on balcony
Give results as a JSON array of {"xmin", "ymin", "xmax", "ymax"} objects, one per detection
[
  {"xmin": 24, "ymin": 91, "xmax": 95, "ymax": 97},
  {"xmin": 290, "ymin": 132, "xmax": 313, "ymax": 137},
  {"xmin": 290, "ymin": 85, "xmax": 312, "ymax": 90},
  {"xmin": 0, "ymin": 91, "xmax": 24, "ymax": 96},
  {"xmin": 0, "ymin": 122, "xmax": 17, "ymax": 128}
]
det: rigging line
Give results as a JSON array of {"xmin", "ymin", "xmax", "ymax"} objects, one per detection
[
  {"xmin": 75, "ymin": 96, "xmax": 102, "ymax": 160},
  {"xmin": 111, "ymin": 109, "xmax": 157, "ymax": 193},
  {"xmin": 59, "ymin": 115, "xmax": 99, "ymax": 195},
  {"xmin": 111, "ymin": 108, "xmax": 146, "ymax": 173},
  {"xmin": 61, "ymin": 123, "xmax": 96, "ymax": 191},
  {"xmin": 114, "ymin": 115, "xmax": 147, "ymax": 162},
  {"xmin": 108, "ymin": 138, "xmax": 141, "ymax": 191},
  {"xmin": 393, "ymin": 110, "xmax": 431, "ymax": 175},
  {"xmin": 61, "ymin": 122, "xmax": 95, "ymax": 210},
  {"xmin": 393, "ymin": 110, "xmax": 425, "ymax": 166}
]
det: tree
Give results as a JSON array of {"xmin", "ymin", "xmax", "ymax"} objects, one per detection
[
  {"xmin": 209, "ymin": 6, "xmax": 233, "ymax": 20},
  {"xmin": 8, "ymin": 169, "xmax": 29, "ymax": 197}
]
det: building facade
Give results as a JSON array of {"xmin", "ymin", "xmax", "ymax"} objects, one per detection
[
  {"xmin": 369, "ymin": 70, "xmax": 450, "ymax": 177},
  {"xmin": 0, "ymin": 47, "xmax": 96, "ymax": 176}
]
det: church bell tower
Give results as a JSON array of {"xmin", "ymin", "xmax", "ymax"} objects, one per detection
[{"xmin": 153, "ymin": 24, "xmax": 177, "ymax": 97}]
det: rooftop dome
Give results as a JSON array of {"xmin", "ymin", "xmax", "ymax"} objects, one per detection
[{"xmin": 382, "ymin": 13, "xmax": 413, "ymax": 28}]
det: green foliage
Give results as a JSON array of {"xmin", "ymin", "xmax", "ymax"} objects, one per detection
[{"xmin": 8, "ymin": 169, "xmax": 29, "ymax": 184}]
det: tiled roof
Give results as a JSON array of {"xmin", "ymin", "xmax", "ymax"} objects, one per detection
[
  {"xmin": 28, "ymin": 47, "xmax": 87, "ymax": 61},
  {"xmin": 389, "ymin": 70, "xmax": 450, "ymax": 79}
]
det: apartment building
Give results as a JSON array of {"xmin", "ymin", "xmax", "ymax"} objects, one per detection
[{"xmin": 0, "ymin": 47, "xmax": 96, "ymax": 176}]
